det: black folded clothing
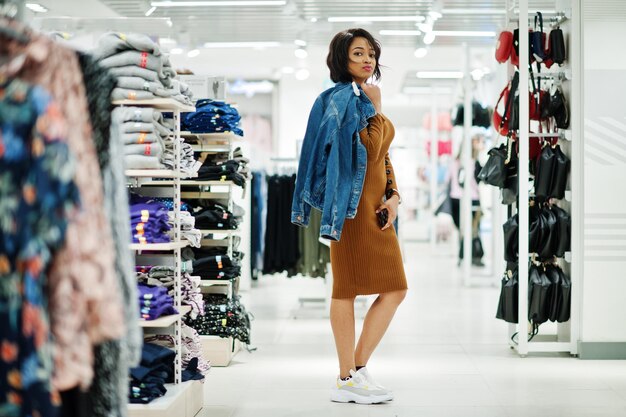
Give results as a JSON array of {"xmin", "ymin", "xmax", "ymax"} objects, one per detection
[
  {"xmin": 129, "ymin": 342, "xmax": 175, "ymax": 404},
  {"xmin": 192, "ymin": 206, "xmax": 239, "ymax": 230},
  {"xmin": 184, "ymin": 294, "xmax": 251, "ymax": 344}
]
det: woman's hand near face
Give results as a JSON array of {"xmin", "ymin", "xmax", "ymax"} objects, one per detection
[{"xmin": 361, "ymin": 83, "xmax": 382, "ymax": 114}]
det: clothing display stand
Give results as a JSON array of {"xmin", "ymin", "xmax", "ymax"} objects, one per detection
[
  {"xmin": 180, "ymin": 130, "xmax": 245, "ymax": 367},
  {"xmin": 505, "ymin": 0, "xmax": 580, "ymax": 356},
  {"xmin": 118, "ymin": 98, "xmax": 204, "ymax": 417}
]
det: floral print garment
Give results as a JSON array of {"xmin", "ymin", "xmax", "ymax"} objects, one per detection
[{"xmin": 0, "ymin": 78, "xmax": 79, "ymax": 417}]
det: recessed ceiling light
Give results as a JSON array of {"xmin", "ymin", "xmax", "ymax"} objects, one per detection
[
  {"xmin": 310, "ymin": 17, "xmax": 318, "ymax": 22},
  {"xmin": 294, "ymin": 39, "xmax": 307, "ymax": 47},
  {"xmin": 423, "ymin": 32, "xmax": 436, "ymax": 45},
  {"xmin": 25, "ymin": 3, "xmax": 48, "ymax": 13},
  {"xmin": 432, "ymin": 30, "xmax": 496, "ymax": 37},
  {"xmin": 152, "ymin": 0, "xmax": 286, "ymax": 6},
  {"xmin": 145, "ymin": 6, "xmax": 157, "ymax": 16},
  {"xmin": 428, "ymin": 11, "xmax": 442, "ymax": 19},
  {"xmin": 187, "ymin": 49, "xmax": 200, "ymax": 57},
  {"xmin": 295, "ymin": 68, "xmax": 310, "ymax": 81},
  {"xmin": 170, "ymin": 48, "xmax": 184, "ymax": 55},
  {"xmin": 203, "ymin": 41, "xmax": 281, "ymax": 48},
  {"xmin": 379, "ymin": 30, "xmax": 421, "ymax": 36},
  {"xmin": 281, "ymin": 66, "xmax": 295, "ymax": 74},
  {"xmin": 294, "ymin": 47, "xmax": 308, "ymax": 59},
  {"xmin": 416, "ymin": 71, "xmax": 463, "ymax": 79},
  {"xmin": 328, "ymin": 15, "xmax": 425, "ymax": 23},
  {"xmin": 414, "ymin": 47, "xmax": 428, "ymax": 58}
]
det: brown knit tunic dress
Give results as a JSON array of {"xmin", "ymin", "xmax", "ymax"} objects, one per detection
[{"xmin": 330, "ymin": 114, "xmax": 408, "ymax": 299}]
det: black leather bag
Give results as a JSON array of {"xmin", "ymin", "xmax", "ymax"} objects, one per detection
[
  {"xmin": 549, "ymin": 27, "xmax": 566, "ymax": 65},
  {"xmin": 528, "ymin": 264, "xmax": 551, "ymax": 324},
  {"xmin": 551, "ymin": 205, "xmax": 571, "ymax": 257},
  {"xmin": 535, "ymin": 145, "xmax": 556, "ymax": 198},
  {"xmin": 501, "ymin": 144, "xmax": 519, "ymax": 205},
  {"xmin": 538, "ymin": 207, "xmax": 559, "ymax": 260},
  {"xmin": 478, "ymin": 144, "xmax": 508, "ymax": 188},
  {"xmin": 545, "ymin": 264, "xmax": 562, "ymax": 322},
  {"xmin": 556, "ymin": 266, "xmax": 571, "ymax": 322},
  {"xmin": 496, "ymin": 267, "xmax": 519, "ymax": 324},
  {"xmin": 550, "ymin": 144, "xmax": 570, "ymax": 198},
  {"xmin": 529, "ymin": 205, "xmax": 544, "ymax": 254},
  {"xmin": 503, "ymin": 214, "xmax": 519, "ymax": 262},
  {"xmin": 548, "ymin": 87, "xmax": 569, "ymax": 129},
  {"xmin": 531, "ymin": 12, "xmax": 548, "ymax": 62}
]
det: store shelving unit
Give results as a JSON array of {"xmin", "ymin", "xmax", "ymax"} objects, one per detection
[
  {"xmin": 504, "ymin": 0, "xmax": 580, "ymax": 356},
  {"xmin": 120, "ymin": 98, "xmax": 202, "ymax": 417}
]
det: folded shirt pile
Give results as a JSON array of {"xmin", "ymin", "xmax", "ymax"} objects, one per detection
[
  {"xmin": 191, "ymin": 202, "xmax": 240, "ymax": 230},
  {"xmin": 144, "ymin": 324, "xmax": 210, "ymax": 377},
  {"xmin": 137, "ymin": 284, "xmax": 178, "ymax": 320},
  {"xmin": 130, "ymin": 201, "xmax": 171, "ymax": 244},
  {"xmin": 182, "ymin": 247, "xmax": 242, "ymax": 281},
  {"xmin": 95, "ymin": 32, "xmax": 193, "ymax": 105},
  {"xmin": 185, "ymin": 294, "xmax": 251, "ymax": 345},
  {"xmin": 129, "ymin": 343, "xmax": 174, "ymax": 404},
  {"xmin": 182, "ymin": 99, "xmax": 243, "ymax": 136},
  {"xmin": 136, "ymin": 265, "xmax": 205, "ymax": 320}
]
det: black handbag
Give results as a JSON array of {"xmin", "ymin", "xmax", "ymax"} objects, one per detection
[
  {"xmin": 478, "ymin": 144, "xmax": 508, "ymax": 188},
  {"xmin": 548, "ymin": 87, "xmax": 569, "ymax": 129},
  {"xmin": 551, "ymin": 205, "xmax": 571, "ymax": 257},
  {"xmin": 550, "ymin": 144, "xmax": 570, "ymax": 199},
  {"xmin": 538, "ymin": 206, "xmax": 558, "ymax": 260},
  {"xmin": 503, "ymin": 214, "xmax": 519, "ymax": 262},
  {"xmin": 531, "ymin": 12, "xmax": 548, "ymax": 62},
  {"xmin": 496, "ymin": 267, "xmax": 519, "ymax": 323},
  {"xmin": 545, "ymin": 264, "xmax": 562, "ymax": 322},
  {"xmin": 501, "ymin": 142, "xmax": 519, "ymax": 205},
  {"xmin": 549, "ymin": 27, "xmax": 566, "ymax": 65},
  {"xmin": 459, "ymin": 237, "xmax": 485, "ymax": 260},
  {"xmin": 535, "ymin": 145, "xmax": 556, "ymax": 198},
  {"xmin": 529, "ymin": 204, "xmax": 544, "ymax": 254},
  {"xmin": 556, "ymin": 266, "xmax": 571, "ymax": 322},
  {"xmin": 528, "ymin": 264, "xmax": 551, "ymax": 324}
]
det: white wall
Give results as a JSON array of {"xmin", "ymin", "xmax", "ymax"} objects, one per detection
[{"xmin": 581, "ymin": 19, "xmax": 626, "ymax": 343}]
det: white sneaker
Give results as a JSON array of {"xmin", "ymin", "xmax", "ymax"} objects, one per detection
[
  {"xmin": 330, "ymin": 369, "xmax": 393, "ymax": 404},
  {"xmin": 355, "ymin": 367, "xmax": 393, "ymax": 401}
]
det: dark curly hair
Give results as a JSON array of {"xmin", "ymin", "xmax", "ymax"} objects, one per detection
[{"xmin": 326, "ymin": 28, "xmax": 382, "ymax": 83}]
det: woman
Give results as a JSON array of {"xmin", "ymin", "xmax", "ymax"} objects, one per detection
[{"xmin": 323, "ymin": 28, "xmax": 408, "ymax": 404}]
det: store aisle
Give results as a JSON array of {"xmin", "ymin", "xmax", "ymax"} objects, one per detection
[{"xmin": 199, "ymin": 242, "xmax": 626, "ymax": 417}]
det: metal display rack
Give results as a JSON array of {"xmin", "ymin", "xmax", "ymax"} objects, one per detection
[
  {"xmin": 504, "ymin": 0, "xmax": 581, "ymax": 356},
  {"xmin": 118, "ymin": 98, "xmax": 204, "ymax": 417}
]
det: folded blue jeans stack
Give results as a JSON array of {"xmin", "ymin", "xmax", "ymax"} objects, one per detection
[{"xmin": 182, "ymin": 99, "xmax": 244, "ymax": 136}]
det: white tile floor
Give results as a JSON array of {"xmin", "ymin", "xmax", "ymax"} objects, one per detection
[{"xmin": 198, "ymin": 243, "xmax": 626, "ymax": 417}]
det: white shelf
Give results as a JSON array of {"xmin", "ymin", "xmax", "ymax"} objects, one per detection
[
  {"xmin": 199, "ymin": 279, "xmax": 232, "ymax": 287},
  {"xmin": 190, "ymin": 144, "xmax": 231, "ymax": 153},
  {"xmin": 112, "ymin": 98, "xmax": 195, "ymax": 112},
  {"xmin": 128, "ymin": 380, "xmax": 202, "ymax": 417},
  {"xmin": 181, "ymin": 191, "xmax": 230, "ymax": 199},
  {"xmin": 141, "ymin": 179, "xmax": 235, "ymax": 186},
  {"xmin": 199, "ymin": 229, "xmax": 237, "ymax": 235},
  {"xmin": 138, "ymin": 305, "xmax": 192, "ymax": 328},
  {"xmin": 180, "ymin": 131, "xmax": 239, "ymax": 140},
  {"xmin": 126, "ymin": 169, "xmax": 191, "ymax": 178},
  {"xmin": 130, "ymin": 241, "xmax": 190, "ymax": 251}
]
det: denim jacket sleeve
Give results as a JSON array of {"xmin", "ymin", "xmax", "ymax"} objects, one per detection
[{"xmin": 291, "ymin": 96, "xmax": 324, "ymax": 227}]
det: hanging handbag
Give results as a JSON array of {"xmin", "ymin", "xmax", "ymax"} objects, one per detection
[
  {"xmin": 493, "ymin": 73, "xmax": 518, "ymax": 135},
  {"xmin": 538, "ymin": 206, "xmax": 559, "ymax": 260},
  {"xmin": 544, "ymin": 263, "xmax": 562, "ymax": 322},
  {"xmin": 549, "ymin": 26, "xmax": 566, "ymax": 65},
  {"xmin": 496, "ymin": 30, "xmax": 514, "ymax": 63},
  {"xmin": 528, "ymin": 263, "xmax": 551, "ymax": 324},
  {"xmin": 503, "ymin": 214, "xmax": 519, "ymax": 262},
  {"xmin": 548, "ymin": 86, "xmax": 570, "ymax": 129},
  {"xmin": 531, "ymin": 12, "xmax": 549, "ymax": 62},
  {"xmin": 550, "ymin": 144, "xmax": 570, "ymax": 199},
  {"xmin": 529, "ymin": 204, "xmax": 544, "ymax": 253},
  {"xmin": 478, "ymin": 143, "xmax": 508, "ymax": 188},
  {"xmin": 556, "ymin": 266, "xmax": 571, "ymax": 322},
  {"xmin": 459, "ymin": 237, "xmax": 485, "ymax": 260},
  {"xmin": 501, "ymin": 141, "xmax": 519, "ymax": 205},
  {"xmin": 496, "ymin": 267, "xmax": 519, "ymax": 324},
  {"xmin": 512, "ymin": 28, "xmax": 535, "ymax": 67},
  {"xmin": 534, "ymin": 144, "xmax": 557, "ymax": 198},
  {"xmin": 551, "ymin": 205, "xmax": 571, "ymax": 257}
]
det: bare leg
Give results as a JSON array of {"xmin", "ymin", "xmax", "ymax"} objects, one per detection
[
  {"xmin": 330, "ymin": 297, "xmax": 356, "ymax": 378},
  {"xmin": 355, "ymin": 289, "xmax": 407, "ymax": 367}
]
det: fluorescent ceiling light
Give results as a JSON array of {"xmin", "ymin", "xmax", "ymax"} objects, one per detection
[
  {"xmin": 442, "ymin": 8, "xmax": 505, "ymax": 15},
  {"xmin": 416, "ymin": 71, "xmax": 463, "ymax": 79},
  {"xmin": 417, "ymin": 22, "xmax": 433, "ymax": 32},
  {"xmin": 328, "ymin": 15, "xmax": 425, "ymax": 23},
  {"xmin": 152, "ymin": 0, "xmax": 286, "ymax": 6},
  {"xmin": 432, "ymin": 30, "xmax": 496, "ymax": 37},
  {"xmin": 187, "ymin": 49, "xmax": 200, "ymax": 57},
  {"xmin": 414, "ymin": 47, "xmax": 428, "ymax": 58},
  {"xmin": 403, "ymin": 86, "xmax": 452, "ymax": 94},
  {"xmin": 428, "ymin": 11, "xmax": 442, "ymax": 19},
  {"xmin": 294, "ymin": 39, "xmax": 307, "ymax": 46},
  {"xmin": 379, "ymin": 30, "xmax": 421, "ymax": 36},
  {"xmin": 203, "ymin": 41, "xmax": 281, "ymax": 48},
  {"xmin": 170, "ymin": 47, "xmax": 184, "ymax": 55},
  {"xmin": 25, "ymin": 3, "xmax": 48, "ymax": 13},
  {"xmin": 310, "ymin": 17, "xmax": 318, "ymax": 22},
  {"xmin": 423, "ymin": 32, "xmax": 436, "ymax": 45},
  {"xmin": 145, "ymin": 6, "xmax": 157, "ymax": 16}
]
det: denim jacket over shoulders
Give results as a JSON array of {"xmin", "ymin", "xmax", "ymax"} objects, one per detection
[{"xmin": 291, "ymin": 82, "xmax": 376, "ymax": 241}]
